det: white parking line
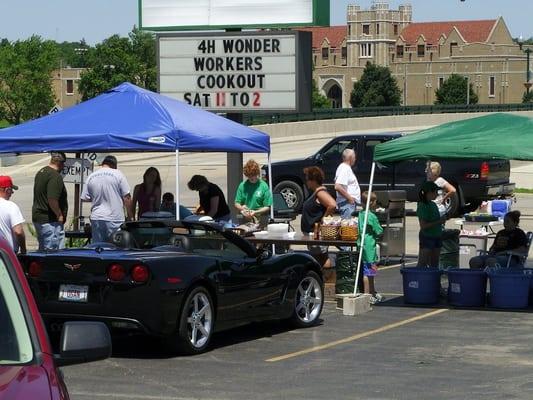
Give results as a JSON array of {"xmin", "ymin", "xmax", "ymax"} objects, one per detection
[{"xmin": 71, "ymin": 392, "xmax": 227, "ymax": 400}]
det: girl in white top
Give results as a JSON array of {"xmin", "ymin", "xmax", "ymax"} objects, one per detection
[{"xmin": 426, "ymin": 161, "xmax": 457, "ymax": 216}]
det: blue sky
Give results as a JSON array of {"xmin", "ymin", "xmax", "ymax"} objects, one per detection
[{"xmin": 1, "ymin": 0, "xmax": 532, "ymax": 45}]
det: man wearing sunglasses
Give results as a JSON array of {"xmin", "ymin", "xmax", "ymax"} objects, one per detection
[{"xmin": 0, "ymin": 175, "xmax": 26, "ymax": 254}]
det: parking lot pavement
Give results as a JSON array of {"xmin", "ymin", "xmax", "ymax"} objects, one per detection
[{"xmin": 63, "ymin": 258, "xmax": 533, "ymax": 400}]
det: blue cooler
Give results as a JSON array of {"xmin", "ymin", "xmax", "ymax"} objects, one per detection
[
  {"xmin": 447, "ymin": 269, "xmax": 487, "ymax": 307},
  {"xmin": 401, "ymin": 267, "xmax": 441, "ymax": 305},
  {"xmin": 488, "ymin": 269, "xmax": 531, "ymax": 309},
  {"xmin": 491, "ymin": 200, "xmax": 511, "ymax": 218}
]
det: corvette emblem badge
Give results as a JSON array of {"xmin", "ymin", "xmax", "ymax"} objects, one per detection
[{"xmin": 64, "ymin": 263, "xmax": 81, "ymax": 271}]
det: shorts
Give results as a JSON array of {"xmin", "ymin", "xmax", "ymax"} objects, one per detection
[
  {"xmin": 307, "ymin": 244, "xmax": 329, "ymax": 255},
  {"xmin": 419, "ymin": 232, "xmax": 443, "ymax": 250},
  {"xmin": 363, "ymin": 262, "xmax": 378, "ymax": 277}
]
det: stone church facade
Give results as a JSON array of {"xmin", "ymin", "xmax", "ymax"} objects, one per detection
[{"xmin": 300, "ymin": 1, "xmax": 530, "ymax": 107}]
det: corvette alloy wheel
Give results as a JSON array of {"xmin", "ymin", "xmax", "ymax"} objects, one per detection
[
  {"xmin": 293, "ymin": 272, "xmax": 323, "ymax": 327},
  {"xmin": 185, "ymin": 291, "xmax": 213, "ymax": 349}
]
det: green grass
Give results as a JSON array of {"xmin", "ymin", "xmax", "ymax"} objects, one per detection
[
  {"xmin": 515, "ymin": 188, "xmax": 533, "ymax": 194},
  {"xmin": 0, "ymin": 120, "xmax": 10, "ymax": 128}
]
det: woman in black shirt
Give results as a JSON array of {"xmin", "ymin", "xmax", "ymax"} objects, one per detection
[
  {"xmin": 187, "ymin": 175, "xmax": 231, "ymax": 223},
  {"xmin": 301, "ymin": 167, "xmax": 336, "ymax": 268},
  {"xmin": 470, "ymin": 210, "xmax": 528, "ymax": 269}
]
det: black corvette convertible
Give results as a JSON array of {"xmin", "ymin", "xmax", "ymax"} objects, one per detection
[{"xmin": 20, "ymin": 220, "xmax": 324, "ymax": 354}]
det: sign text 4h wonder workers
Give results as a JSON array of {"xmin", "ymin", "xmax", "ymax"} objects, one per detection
[
  {"xmin": 158, "ymin": 31, "xmax": 312, "ymax": 112},
  {"xmin": 145, "ymin": 0, "xmax": 329, "ymax": 113}
]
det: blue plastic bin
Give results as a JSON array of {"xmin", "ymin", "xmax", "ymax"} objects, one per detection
[
  {"xmin": 522, "ymin": 268, "xmax": 533, "ymax": 304},
  {"xmin": 447, "ymin": 269, "xmax": 487, "ymax": 307},
  {"xmin": 488, "ymin": 269, "xmax": 531, "ymax": 309},
  {"xmin": 401, "ymin": 267, "xmax": 441, "ymax": 305}
]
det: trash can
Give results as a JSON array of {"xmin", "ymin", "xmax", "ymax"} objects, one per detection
[
  {"xmin": 488, "ymin": 269, "xmax": 531, "ymax": 309},
  {"xmin": 335, "ymin": 251, "xmax": 363, "ymax": 294},
  {"xmin": 401, "ymin": 267, "xmax": 441, "ymax": 305},
  {"xmin": 439, "ymin": 229, "xmax": 460, "ymax": 270},
  {"xmin": 447, "ymin": 268, "xmax": 487, "ymax": 307}
]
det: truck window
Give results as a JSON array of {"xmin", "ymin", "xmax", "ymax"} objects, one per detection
[
  {"xmin": 363, "ymin": 139, "xmax": 385, "ymax": 161},
  {"xmin": 320, "ymin": 140, "xmax": 356, "ymax": 161}
]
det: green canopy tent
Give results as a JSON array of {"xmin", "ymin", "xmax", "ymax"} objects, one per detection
[
  {"xmin": 374, "ymin": 113, "xmax": 533, "ymax": 162},
  {"xmin": 352, "ymin": 113, "xmax": 533, "ymax": 296}
]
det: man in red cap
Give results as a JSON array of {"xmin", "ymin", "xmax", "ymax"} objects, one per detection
[{"xmin": 0, "ymin": 175, "xmax": 26, "ymax": 254}]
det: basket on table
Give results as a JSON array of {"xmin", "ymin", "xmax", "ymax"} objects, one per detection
[
  {"xmin": 320, "ymin": 224, "xmax": 339, "ymax": 240},
  {"xmin": 340, "ymin": 225, "xmax": 358, "ymax": 241}
]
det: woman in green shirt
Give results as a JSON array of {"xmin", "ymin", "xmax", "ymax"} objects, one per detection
[
  {"xmin": 417, "ymin": 181, "xmax": 447, "ymax": 268},
  {"xmin": 234, "ymin": 159, "xmax": 272, "ymax": 226}
]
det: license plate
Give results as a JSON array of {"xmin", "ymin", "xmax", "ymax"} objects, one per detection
[{"xmin": 58, "ymin": 284, "xmax": 89, "ymax": 302}]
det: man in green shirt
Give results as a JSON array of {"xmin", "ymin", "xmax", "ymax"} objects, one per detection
[
  {"xmin": 234, "ymin": 159, "xmax": 272, "ymax": 226},
  {"xmin": 32, "ymin": 152, "xmax": 68, "ymax": 250}
]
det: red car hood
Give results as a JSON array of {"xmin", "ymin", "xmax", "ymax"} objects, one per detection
[{"xmin": 0, "ymin": 365, "xmax": 51, "ymax": 400}]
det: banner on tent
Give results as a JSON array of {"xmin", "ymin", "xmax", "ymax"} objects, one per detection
[
  {"xmin": 157, "ymin": 31, "xmax": 312, "ymax": 113},
  {"xmin": 61, "ymin": 158, "xmax": 93, "ymax": 184}
]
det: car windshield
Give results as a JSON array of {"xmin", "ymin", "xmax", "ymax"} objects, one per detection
[{"xmin": 0, "ymin": 255, "xmax": 33, "ymax": 364}]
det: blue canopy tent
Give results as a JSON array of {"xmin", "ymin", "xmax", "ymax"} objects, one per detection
[{"xmin": 0, "ymin": 82, "xmax": 272, "ymax": 219}]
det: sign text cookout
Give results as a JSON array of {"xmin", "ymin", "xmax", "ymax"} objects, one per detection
[{"xmin": 159, "ymin": 33, "xmax": 300, "ymax": 111}]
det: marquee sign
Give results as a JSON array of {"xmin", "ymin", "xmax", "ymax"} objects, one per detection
[
  {"xmin": 140, "ymin": 0, "xmax": 329, "ymax": 30},
  {"xmin": 158, "ymin": 31, "xmax": 312, "ymax": 112}
]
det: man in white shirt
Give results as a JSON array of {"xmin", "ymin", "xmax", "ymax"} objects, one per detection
[
  {"xmin": 0, "ymin": 176, "xmax": 26, "ymax": 254},
  {"xmin": 334, "ymin": 148, "xmax": 361, "ymax": 219},
  {"xmin": 81, "ymin": 155, "xmax": 134, "ymax": 243}
]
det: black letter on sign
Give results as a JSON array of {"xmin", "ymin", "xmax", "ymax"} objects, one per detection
[{"xmin": 184, "ymin": 93, "xmax": 192, "ymax": 104}]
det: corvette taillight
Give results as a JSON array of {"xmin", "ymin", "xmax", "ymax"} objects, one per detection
[
  {"xmin": 131, "ymin": 265, "xmax": 149, "ymax": 283},
  {"xmin": 480, "ymin": 162, "xmax": 489, "ymax": 180},
  {"xmin": 28, "ymin": 261, "xmax": 42, "ymax": 277},
  {"xmin": 107, "ymin": 264, "xmax": 126, "ymax": 281}
]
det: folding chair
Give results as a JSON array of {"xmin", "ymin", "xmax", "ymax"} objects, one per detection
[{"xmin": 270, "ymin": 193, "xmax": 298, "ymax": 230}]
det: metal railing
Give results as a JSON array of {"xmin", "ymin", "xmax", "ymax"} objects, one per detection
[{"xmin": 243, "ymin": 103, "xmax": 533, "ymax": 126}]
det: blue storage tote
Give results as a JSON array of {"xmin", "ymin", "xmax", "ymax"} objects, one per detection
[
  {"xmin": 447, "ymin": 269, "xmax": 487, "ymax": 307},
  {"xmin": 488, "ymin": 269, "xmax": 531, "ymax": 309},
  {"xmin": 401, "ymin": 267, "xmax": 441, "ymax": 305}
]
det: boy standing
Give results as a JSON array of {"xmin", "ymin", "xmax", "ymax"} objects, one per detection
[{"xmin": 357, "ymin": 191, "xmax": 384, "ymax": 304}]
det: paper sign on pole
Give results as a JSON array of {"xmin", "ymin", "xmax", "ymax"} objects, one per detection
[{"xmin": 61, "ymin": 158, "xmax": 93, "ymax": 184}]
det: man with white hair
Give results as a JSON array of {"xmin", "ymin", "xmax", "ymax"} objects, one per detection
[{"xmin": 334, "ymin": 148, "xmax": 361, "ymax": 219}]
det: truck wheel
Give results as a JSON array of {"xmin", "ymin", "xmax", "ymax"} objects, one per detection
[
  {"xmin": 443, "ymin": 192, "xmax": 460, "ymax": 217},
  {"xmin": 462, "ymin": 200, "xmax": 482, "ymax": 214},
  {"xmin": 274, "ymin": 181, "xmax": 304, "ymax": 211}
]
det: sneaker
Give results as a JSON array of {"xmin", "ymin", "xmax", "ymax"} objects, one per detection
[
  {"xmin": 373, "ymin": 293, "xmax": 385, "ymax": 302},
  {"xmin": 369, "ymin": 295, "xmax": 378, "ymax": 305}
]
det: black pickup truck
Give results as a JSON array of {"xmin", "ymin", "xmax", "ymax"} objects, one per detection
[{"xmin": 265, "ymin": 133, "xmax": 515, "ymax": 216}]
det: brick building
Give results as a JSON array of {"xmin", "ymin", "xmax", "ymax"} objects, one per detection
[
  {"xmin": 301, "ymin": 1, "xmax": 531, "ymax": 107},
  {"xmin": 50, "ymin": 67, "xmax": 84, "ymax": 109}
]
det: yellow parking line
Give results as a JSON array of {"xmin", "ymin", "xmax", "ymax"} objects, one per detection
[{"xmin": 266, "ymin": 308, "xmax": 448, "ymax": 362}]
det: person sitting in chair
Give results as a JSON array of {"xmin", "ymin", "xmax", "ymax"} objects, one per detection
[{"xmin": 470, "ymin": 211, "xmax": 528, "ymax": 269}]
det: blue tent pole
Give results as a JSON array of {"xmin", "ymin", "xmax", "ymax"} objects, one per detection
[{"xmin": 175, "ymin": 149, "xmax": 180, "ymax": 220}]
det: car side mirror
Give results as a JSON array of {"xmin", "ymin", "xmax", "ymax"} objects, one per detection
[
  {"xmin": 315, "ymin": 154, "xmax": 324, "ymax": 164},
  {"xmin": 55, "ymin": 321, "xmax": 111, "ymax": 367}
]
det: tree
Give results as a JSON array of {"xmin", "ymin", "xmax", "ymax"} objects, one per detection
[
  {"xmin": 78, "ymin": 27, "xmax": 156, "ymax": 100},
  {"xmin": 435, "ymin": 74, "xmax": 478, "ymax": 105},
  {"xmin": 312, "ymin": 80, "xmax": 331, "ymax": 109},
  {"xmin": 0, "ymin": 36, "xmax": 58, "ymax": 125},
  {"xmin": 350, "ymin": 63, "xmax": 401, "ymax": 108},
  {"xmin": 523, "ymin": 91, "xmax": 533, "ymax": 103},
  {"xmin": 55, "ymin": 39, "xmax": 91, "ymax": 68}
]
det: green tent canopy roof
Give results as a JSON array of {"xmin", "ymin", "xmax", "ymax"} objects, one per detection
[{"xmin": 374, "ymin": 113, "xmax": 533, "ymax": 162}]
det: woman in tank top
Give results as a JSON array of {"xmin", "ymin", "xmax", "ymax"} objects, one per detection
[
  {"xmin": 133, "ymin": 167, "xmax": 162, "ymax": 220},
  {"xmin": 301, "ymin": 167, "xmax": 337, "ymax": 268}
]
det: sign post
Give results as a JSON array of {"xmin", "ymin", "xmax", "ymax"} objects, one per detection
[{"xmin": 61, "ymin": 158, "xmax": 93, "ymax": 230}]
